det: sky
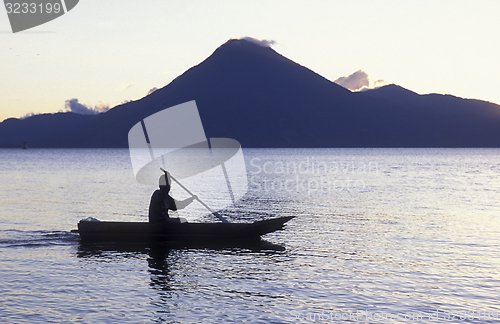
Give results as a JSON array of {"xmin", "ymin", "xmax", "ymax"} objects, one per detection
[{"xmin": 1, "ymin": 0, "xmax": 499, "ymax": 122}]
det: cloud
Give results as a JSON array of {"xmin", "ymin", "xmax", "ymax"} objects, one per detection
[
  {"xmin": 334, "ymin": 70, "xmax": 389, "ymax": 92},
  {"xmin": 20, "ymin": 112, "xmax": 37, "ymax": 120},
  {"xmin": 117, "ymin": 83, "xmax": 135, "ymax": 91},
  {"xmin": 17, "ymin": 100, "xmax": 110, "ymax": 120},
  {"xmin": 334, "ymin": 70, "xmax": 370, "ymax": 91},
  {"xmin": 147, "ymin": 87, "xmax": 158, "ymax": 96},
  {"xmin": 65, "ymin": 99, "xmax": 110, "ymax": 115},
  {"xmin": 94, "ymin": 101, "xmax": 110, "ymax": 113},
  {"xmin": 239, "ymin": 36, "xmax": 276, "ymax": 47},
  {"xmin": 373, "ymin": 79, "xmax": 388, "ymax": 87}
]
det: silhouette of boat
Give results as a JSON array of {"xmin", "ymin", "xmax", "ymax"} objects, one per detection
[{"xmin": 75, "ymin": 216, "xmax": 294, "ymax": 243}]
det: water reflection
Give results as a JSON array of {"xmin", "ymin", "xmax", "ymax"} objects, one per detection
[
  {"xmin": 75, "ymin": 239, "xmax": 289, "ymax": 319},
  {"xmin": 76, "ymin": 239, "xmax": 286, "ymax": 259},
  {"xmin": 146, "ymin": 245, "xmax": 177, "ymax": 303}
]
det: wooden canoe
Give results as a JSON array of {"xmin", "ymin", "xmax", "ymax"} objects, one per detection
[{"xmin": 76, "ymin": 216, "xmax": 294, "ymax": 243}]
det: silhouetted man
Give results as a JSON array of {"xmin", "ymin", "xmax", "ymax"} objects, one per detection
[{"xmin": 148, "ymin": 173, "xmax": 196, "ymax": 223}]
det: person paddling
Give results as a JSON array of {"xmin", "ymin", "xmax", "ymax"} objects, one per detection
[{"xmin": 148, "ymin": 171, "xmax": 196, "ymax": 223}]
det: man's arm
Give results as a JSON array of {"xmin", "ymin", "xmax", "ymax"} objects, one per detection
[{"xmin": 172, "ymin": 195, "xmax": 197, "ymax": 210}]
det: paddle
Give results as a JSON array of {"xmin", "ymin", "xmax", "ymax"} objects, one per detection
[{"xmin": 160, "ymin": 168, "xmax": 229, "ymax": 223}]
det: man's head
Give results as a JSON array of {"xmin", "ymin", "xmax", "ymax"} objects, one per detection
[{"xmin": 159, "ymin": 174, "xmax": 171, "ymax": 191}]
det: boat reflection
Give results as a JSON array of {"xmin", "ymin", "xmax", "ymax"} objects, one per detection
[
  {"xmin": 76, "ymin": 239, "xmax": 286, "ymax": 259},
  {"xmin": 75, "ymin": 239, "xmax": 288, "ymax": 321}
]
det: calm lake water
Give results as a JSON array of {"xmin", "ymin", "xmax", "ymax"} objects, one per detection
[{"xmin": 1, "ymin": 148, "xmax": 499, "ymax": 323}]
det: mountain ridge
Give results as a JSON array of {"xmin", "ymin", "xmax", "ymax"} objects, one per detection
[{"xmin": 2, "ymin": 39, "xmax": 500, "ymax": 148}]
